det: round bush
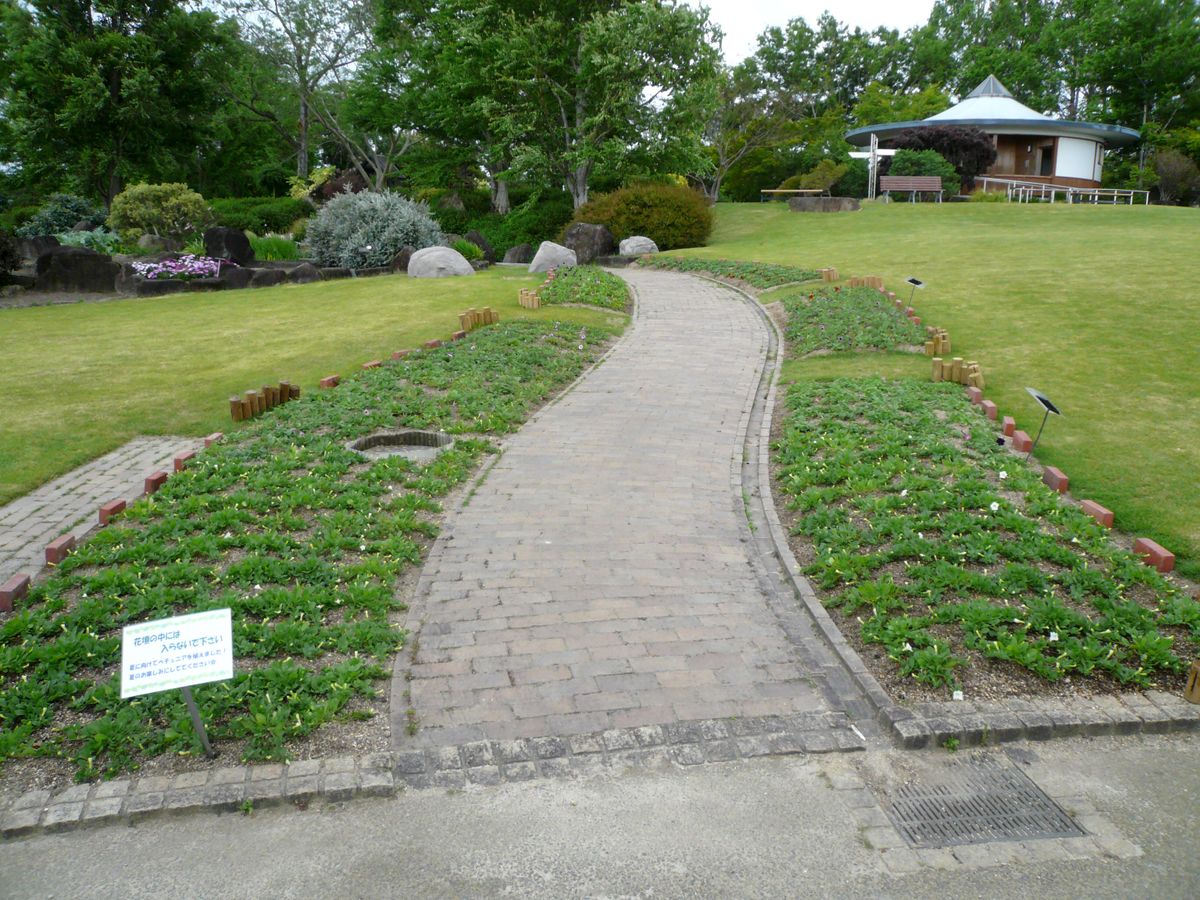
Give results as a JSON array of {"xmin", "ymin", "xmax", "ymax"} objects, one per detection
[
  {"xmin": 107, "ymin": 183, "xmax": 215, "ymax": 240},
  {"xmin": 570, "ymin": 184, "xmax": 712, "ymax": 250},
  {"xmin": 210, "ymin": 197, "xmax": 313, "ymax": 234},
  {"xmin": 17, "ymin": 193, "xmax": 106, "ymax": 237},
  {"xmin": 306, "ymin": 190, "xmax": 443, "ymax": 268},
  {"xmin": 887, "ymin": 150, "xmax": 961, "ymax": 196}
]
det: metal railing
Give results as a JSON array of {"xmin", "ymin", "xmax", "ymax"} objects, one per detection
[{"xmin": 976, "ymin": 177, "xmax": 1150, "ymax": 205}]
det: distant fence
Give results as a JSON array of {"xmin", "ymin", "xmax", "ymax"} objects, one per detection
[{"xmin": 976, "ymin": 177, "xmax": 1150, "ymax": 205}]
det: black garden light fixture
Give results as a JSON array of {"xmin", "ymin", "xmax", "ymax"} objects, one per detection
[
  {"xmin": 1024, "ymin": 387, "xmax": 1062, "ymax": 458},
  {"xmin": 906, "ymin": 277, "xmax": 924, "ymax": 306}
]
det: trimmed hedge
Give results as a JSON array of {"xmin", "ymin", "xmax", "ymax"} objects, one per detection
[
  {"xmin": 569, "ymin": 184, "xmax": 712, "ymax": 250},
  {"xmin": 210, "ymin": 197, "xmax": 313, "ymax": 235}
]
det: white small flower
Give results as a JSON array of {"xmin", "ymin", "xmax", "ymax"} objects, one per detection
[
  {"xmin": 578, "ymin": 344, "xmax": 584, "ymax": 350},
  {"xmin": 900, "ymin": 489, "xmax": 908, "ymax": 497},
  {"xmin": 952, "ymin": 690, "xmax": 964, "ymax": 701},
  {"xmin": 903, "ymin": 642, "xmax": 913, "ymax": 651},
  {"xmin": 1049, "ymin": 631, "xmax": 1059, "ymax": 642},
  {"xmin": 254, "ymin": 584, "xmax": 262, "ymax": 591},
  {"xmin": 999, "ymin": 470, "xmax": 1008, "ymax": 480},
  {"xmin": 360, "ymin": 544, "xmax": 366, "ymax": 551},
  {"xmin": 990, "ymin": 502, "xmax": 1000, "ymax": 512},
  {"xmin": 918, "ymin": 532, "xmax": 924, "ymax": 539}
]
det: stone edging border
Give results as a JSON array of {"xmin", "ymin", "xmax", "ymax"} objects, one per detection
[
  {"xmin": 695, "ymin": 273, "xmax": 1200, "ymax": 752},
  {"xmin": 0, "ymin": 713, "xmax": 862, "ymax": 840}
]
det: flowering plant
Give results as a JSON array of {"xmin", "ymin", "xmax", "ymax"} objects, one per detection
[{"xmin": 131, "ymin": 255, "xmax": 230, "ymax": 281}]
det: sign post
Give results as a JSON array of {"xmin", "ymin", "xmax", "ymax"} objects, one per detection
[{"xmin": 121, "ymin": 608, "xmax": 234, "ymax": 758}]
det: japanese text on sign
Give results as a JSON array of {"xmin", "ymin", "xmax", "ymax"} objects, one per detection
[{"xmin": 121, "ymin": 608, "xmax": 234, "ymax": 699}]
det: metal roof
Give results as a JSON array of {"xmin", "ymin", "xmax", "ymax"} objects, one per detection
[{"xmin": 845, "ymin": 75, "xmax": 1140, "ymax": 148}]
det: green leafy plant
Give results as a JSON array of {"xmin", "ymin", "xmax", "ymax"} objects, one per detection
[
  {"xmin": 17, "ymin": 193, "xmax": 106, "ymax": 237},
  {"xmin": 452, "ymin": 239, "xmax": 483, "ymax": 261},
  {"xmin": 306, "ymin": 190, "xmax": 442, "ymax": 268},
  {"xmin": 636, "ymin": 256, "xmax": 819, "ymax": 289},
  {"xmin": 249, "ymin": 235, "xmax": 301, "ymax": 261},
  {"xmin": 782, "ymin": 286, "xmax": 926, "ymax": 355},
  {"xmin": 55, "ymin": 227, "xmax": 125, "ymax": 255},
  {"xmin": 570, "ymin": 183, "xmax": 713, "ymax": 250},
  {"xmin": 107, "ymin": 183, "xmax": 216, "ymax": 241},
  {"xmin": 537, "ymin": 266, "xmax": 629, "ymax": 311}
]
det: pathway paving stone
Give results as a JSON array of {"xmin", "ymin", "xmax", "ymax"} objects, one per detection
[
  {"xmin": 393, "ymin": 268, "xmax": 836, "ymax": 747},
  {"xmin": 0, "ymin": 436, "xmax": 205, "ymax": 584}
]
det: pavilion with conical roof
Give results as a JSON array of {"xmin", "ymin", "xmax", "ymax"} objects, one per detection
[{"xmin": 846, "ymin": 76, "xmax": 1140, "ymax": 188}]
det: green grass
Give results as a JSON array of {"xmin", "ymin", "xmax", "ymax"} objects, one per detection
[
  {"xmin": 0, "ymin": 321, "xmax": 618, "ymax": 779},
  {"xmin": 690, "ymin": 202, "xmax": 1200, "ymax": 578},
  {"xmin": 0, "ymin": 268, "xmax": 626, "ymax": 504},
  {"xmin": 776, "ymin": 377, "xmax": 1199, "ymax": 694},
  {"xmin": 248, "ymin": 235, "xmax": 301, "ymax": 261}
]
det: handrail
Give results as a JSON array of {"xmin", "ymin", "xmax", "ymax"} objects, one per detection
[{"xmin": 976, "ymin": 176, "xmax": 1150, "ymax": 205}]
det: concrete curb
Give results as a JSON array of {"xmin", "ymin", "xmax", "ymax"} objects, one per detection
[{"xmin": 1, "ymin": 712, "xmax": 863, "ymax": 841}]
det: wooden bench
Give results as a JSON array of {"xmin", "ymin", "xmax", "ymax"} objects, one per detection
[{"xmin": 879, "ymin": 176, "xmax": 944, "ymax": 202}]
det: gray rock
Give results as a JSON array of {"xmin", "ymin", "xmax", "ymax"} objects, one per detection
[
  {"xmin": 319, "ymin": 267, "xmax": 351, "ymax": 280},
  {"xmin": 18, "ymin": 235, "xmax": 59, "ymax": 261},
  {"xmin": 137, "ymin": 234, "xmax": 183, "ymax": 253},
  {"xmin": 528, "ymin": 241, "xmax": 577, "ymax": 273},
  {"xmin": 619, "ymin": 235, "xmax": 658, "ymax": 256},
  {"xmin": 465, "ymin": 230, "xmax": 495, "ymax": 262},
  {"xmin": 407, "ymin": 246, "xmax": 475, "ymax": 278},
  {"xmin": 250, "ymin": 268, "xmax": 288, "ymax": 288},
  {"xmin": 787, "ymin": 196, "xmax": 861, "ymax": 213},
  {"xmin": 134, "ymin": 279, "xmax": 188, "ymax": 297},
  {"xmin": 203, "ymin": 227, "xmax": 256, "ymax": 266},
  {"xmin": 287, "ymin": 262, "xmax": 323, "ymax": 284},
  {"xmin": 35, "ymin": 246, "xmax": 120, "ymax": 293},
  {"xmin": 563, "ymin": 223, "xmax": 615, "ymax": 264},
  {"xmin": 353, "ymin": 266, "xmax": 391, "ymax": 278},
  {"xmin": 217, "ymin": 264, "xmax": 254, "ymax": 290},
  {"xmin": 503, "ymin": 243, "xmax": 533, "ymax": 264},
  {"xmin": 70, "ymin": 220, "xmax": 94, "ymax": 232},
  {"xmin": 391, "ymin": 245, "xmax": 416, "ymax": 273}
]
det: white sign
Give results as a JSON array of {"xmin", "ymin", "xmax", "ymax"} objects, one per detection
[{"xmin": 121, "ymin": 609, "xmax": 234, "ymax": 699}]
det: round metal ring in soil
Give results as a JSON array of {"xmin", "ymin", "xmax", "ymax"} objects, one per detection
[{"xmin": 347, "ymin": 430, "xmax": 454, "ymax": 463}]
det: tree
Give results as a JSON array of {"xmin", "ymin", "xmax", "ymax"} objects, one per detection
[
  {"xmin": 889, "ymin": 125, "xmax": 997, "ymax": 191},
  {"xmin": 224, "ymin": 0, "xmax": 373, "ymax": 181},
  {"xmin": 851, "ymin": 83, "xmax": 951, "ymax": 127},
  {"xmin": 1154, "ymin": 149, "xmax": 1200, "ymax": 205},
  {"xmin": 694, "ymin": 64, "xmax": 799, "ymax": 203},
  {"xmin": 1, "ymin": 0, "xmax": 235, "ymax": 204}
]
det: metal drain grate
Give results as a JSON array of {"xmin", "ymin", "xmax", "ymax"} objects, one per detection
[{"xmin": 885, "ymin": 756, "xmax": 1083, "ymax": 848}]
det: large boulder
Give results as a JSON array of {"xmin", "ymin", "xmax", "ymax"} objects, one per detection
[
  {"xmin": 618, "ymin": 235, "xmax": 658, "ymax": 256},
  {"xmin": 35, "ymin": 246, "xmax": 120, "ymax": 293},
  {"xmin": 465, "ymin": 229, "xmax": 495, "ymax": 262},
  {"xmin": 288, "ymin": 262, "xmax": 323, "ymax": 284},
  {"xmin": 407, "ymin": 246, "xmax": 475, "ymax": 278},
  {"xmin": 137, "ymin": 234, "xmax": 183, "ymax": 253},
  {"xmin": 217, "ymin": 264, "xmax": 254, "ymax": 290},
  {"xmin": 563, "ymin": 222, "xmax": 615, "ymax": 265},
  {"xmin": 250, "ymin": 268, "xmax": 288, "ymax": 289},
  {"xmin": 503, "ymin": 243, "xmax": 533, "ymax": 264},
  {"xmin": 391, "ymin": 245, "xmax": 416, "ymax": 273},
  {"xmin": 18, "ymin": 235, "xmax": 59, "ymax": 262},
  {"xmin": 204, "ymin": 226, "xmax": 256, "ymax": 266},
  {"xmin": 528, "ymin": 241, "xmax": 576, "ymax": 273}
]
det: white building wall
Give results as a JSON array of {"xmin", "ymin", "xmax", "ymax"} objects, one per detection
[{"xmin": 1056, "ymin": 137, "xmax": 1103, "ymax": 181}]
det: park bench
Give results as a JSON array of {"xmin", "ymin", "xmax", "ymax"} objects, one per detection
[{"xmin": 878, "ymin": 176, "xmax": 944, "ymax": 202}]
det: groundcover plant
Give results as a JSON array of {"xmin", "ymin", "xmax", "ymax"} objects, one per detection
[{"xmin": 0, "ymin": 320, "xmax": 615, "ymax": 781}]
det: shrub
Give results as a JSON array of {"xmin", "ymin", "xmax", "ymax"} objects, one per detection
[
  {"xmin": 0, "ymin": 205, "xmax": 39, "ymax": 232},
  {"xmin": 800, "ymin": 159, "xmax": 848, "ymax": 192},
  {"xmin": 17, "ymin": 194, "xmax": 106, "ymax": 237},
  {"xmin": 0, "ymin": 228, "xmax": 20, "ymax": 275},
  {"xmin": 250, "ymin": 235, "xmax": 301, "ymax": 261},
  {"xmin": 834, "ymin": 159, "xmax": 869, "ymax": 199},
  {"xmin": 210, "ymin": 197, "xmax": 313, "ymax": 234},
  {"xmin": 107, "ymin": 183, "xmax": 215, "ymax": 240},
  {"xmin": 1155, "ymin": 149, "xmax": 1200, "ymax": 205},
  {"xmin": 306, "ymin": 190, "xmax": 443, "ymax": 268},
  {"xmin": 889, "ymin": 125, "xmax": 996, "ymax": 192},
  {"xmin": 570, "ymin": 183, "xmax": 712, "ymax": 250},
  {"xmin": 887, "ymin": 150, "xmax": 961, "ymax": 196},
  {"xmin": 290, "ymin": 217, "xmax": 310, "ymax": 242},
  {"xmin": 452, "ymin": 239, "xmax": 483, "ymax": 261},
  {"xmin": 55, "ymin": 227, "xmax": 125, "ymax": 254},
  {"xmin": 969, "ymin": 188, "xmax": 1006, "ymax": 203}
]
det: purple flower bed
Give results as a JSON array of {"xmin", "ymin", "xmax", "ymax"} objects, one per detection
[{"xmin": 131, "ymin": 254, "xmax": 231, "ymax": 281}]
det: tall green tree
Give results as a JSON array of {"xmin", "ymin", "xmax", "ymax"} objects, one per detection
[{"xmin": 1, "ymin": 0, "xmax": 235, "ymax": 204}]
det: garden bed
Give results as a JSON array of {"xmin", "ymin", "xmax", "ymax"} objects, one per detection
[
  {"xmin": 779, "ymin": 286, "xmax": 926, "ymax": 356},
  {"xmin": 771, "ymin": 376, "xmax": 1200, "ymax": 706},
  {"xmin": 635, "ymin": 255, "xmax": 820, "ymax": 291},
  {"xmin": 0, "ymin": 320, "xmax": 617, "ymax": 795}
]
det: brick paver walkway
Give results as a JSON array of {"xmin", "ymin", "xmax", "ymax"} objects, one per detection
[
  {"xmin": 0, "ymin": 436, "xmax": 205, "ymax": 584},
  {"xmin": 394, "ymin": 268, "xmax": 832, "ymax": 746}
]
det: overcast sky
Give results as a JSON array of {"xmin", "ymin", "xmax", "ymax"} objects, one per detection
[{"xmin": 689, "ymin": 1, "xmax": 937, "ymax": 63}]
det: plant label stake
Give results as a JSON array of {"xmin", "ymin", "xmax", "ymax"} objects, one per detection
[
  {"xmin": 120, "ymin": 608, "xmax": 233, "ymax": 759},
  {"xmin": 1024, "ymin": 387, "xmax": 1063, "ymax": 458},
  {"xmin": 906, "ymin": 277, "xmax": 924, "ymax": 307}
]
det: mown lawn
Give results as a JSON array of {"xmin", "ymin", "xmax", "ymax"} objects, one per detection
[
  {"xmin": 0, "ymin": 268, "xmax": 626, "ymax": 504},
  {"xmin": 690, "ymin": 202, "xmax": 1200, "ymax": 579}
]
